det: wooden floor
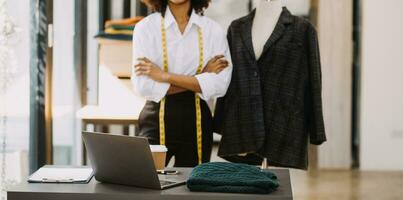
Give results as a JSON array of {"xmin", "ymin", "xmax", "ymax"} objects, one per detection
[{"xmin": 291, "ymin": 169, "xmax": 403, "ymax": 200}]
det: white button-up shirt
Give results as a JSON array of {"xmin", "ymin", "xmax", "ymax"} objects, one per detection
[{"xmin": 131, "ymin": 8, "xmax": 232, "ymax": 102}]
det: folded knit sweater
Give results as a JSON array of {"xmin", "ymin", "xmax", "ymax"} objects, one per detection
[{"xmin": 187, "ymin": 162, "xmax": 279, "ymax": 194}]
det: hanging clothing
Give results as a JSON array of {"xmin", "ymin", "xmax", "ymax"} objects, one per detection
[
  {"xmin": 131, "ymin": 8, "xmax": 232, "ymax": 102},
  {"xmin": 131, "ymin": 7, "xmax": 232, "ymax": 167},
  {"xmin": 214, "ymin": 7, "xmax": 326, "ymax": 170}
]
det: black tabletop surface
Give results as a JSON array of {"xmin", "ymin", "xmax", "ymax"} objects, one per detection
[{"xmin": 8, "ymin": 168, "xmax": 293, "ymax": 200}]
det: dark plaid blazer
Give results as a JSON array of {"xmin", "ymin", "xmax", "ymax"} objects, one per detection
[{"xmin": 214, "ymin": 8, "xmax": 326, "ymax": 169}]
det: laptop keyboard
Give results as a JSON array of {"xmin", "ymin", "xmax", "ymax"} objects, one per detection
[{"xmin": 159, "ymin": 180, "xmax": 177, "ymax": 186}]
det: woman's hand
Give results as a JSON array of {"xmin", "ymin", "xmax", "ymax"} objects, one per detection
[
  {"xmin": 202, "ymin": 55, "xmax": 229, "ymax": 74},
  {"xmin": 135, "ymin": 57, "xmax": 169, "ymax": 82}
]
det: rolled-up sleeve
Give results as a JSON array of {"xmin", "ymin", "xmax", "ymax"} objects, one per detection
[
  {"xmin": 131, "ymin": 21, "xmax": 170, "ymax": 102},
  {"xmin": 195, "ymin": 26, "xmax": 233, "ymax": 101}
]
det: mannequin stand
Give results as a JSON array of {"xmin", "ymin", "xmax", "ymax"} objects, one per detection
[{"xmin": 261, "ymin": 158, "xmax": 268, "ymax": 169}]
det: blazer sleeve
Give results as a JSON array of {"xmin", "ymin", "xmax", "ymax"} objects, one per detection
[{"xmin": 307, "ymin": 25, "xmax": 327, "ymax": 145}]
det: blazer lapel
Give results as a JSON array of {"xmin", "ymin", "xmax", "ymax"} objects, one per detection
[
  {"xmin": 239, "ymin": 10, "xmax": 257, "ymax": 60},
  {"xmin": 260, "ymin": 7, "xmax": 294, "ymax": 58}
]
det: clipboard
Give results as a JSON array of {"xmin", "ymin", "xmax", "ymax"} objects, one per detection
[{"xmin": 28, "ymin": 165, "xmax": 94, "ymax": 183}]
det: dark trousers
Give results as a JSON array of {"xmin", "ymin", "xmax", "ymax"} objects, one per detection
[{"xmin": 137, "ymin": 91, "xmax": 213, "ymax": 167}]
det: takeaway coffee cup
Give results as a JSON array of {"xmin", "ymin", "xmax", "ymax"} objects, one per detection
[{"xmin": 149, "ymin": 145, "xmax": 168, "ymax": 170}]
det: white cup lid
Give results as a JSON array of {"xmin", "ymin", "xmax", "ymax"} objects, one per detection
[{"xmin": 149, "ymin": 145, "xmax": 168, "ymax": 152}]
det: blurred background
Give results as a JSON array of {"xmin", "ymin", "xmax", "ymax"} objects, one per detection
[{"xmin": 0, "ymin": 0, "xmax": 402, "ymax": 199}]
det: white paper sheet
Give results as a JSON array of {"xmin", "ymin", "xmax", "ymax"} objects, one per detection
[{"xmin": 29, "ymin": 166, "xmax": 93, "ymax": 182}]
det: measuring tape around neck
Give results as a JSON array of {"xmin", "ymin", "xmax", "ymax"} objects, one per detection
[{"xmin": 159, "ymin": 16, "xmax": 204, "ymax": 165}]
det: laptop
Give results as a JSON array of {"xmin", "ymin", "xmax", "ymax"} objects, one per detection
[{"xmin": 82, "ymin": 131, "xmax": 186, "ymax": 189}]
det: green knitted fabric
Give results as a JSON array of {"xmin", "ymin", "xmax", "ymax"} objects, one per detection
[{"xmin": 187, "ymin": 162, "xmax": 279, "ymax": 194}]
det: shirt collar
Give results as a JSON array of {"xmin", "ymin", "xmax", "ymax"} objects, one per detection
[
  {"xmin": 164, "ymin": 7, "xmax": 203, "ymax": 29},
  {"xmin": 188, "ymin": 9, "xmax": 203, "ymax": 28}
]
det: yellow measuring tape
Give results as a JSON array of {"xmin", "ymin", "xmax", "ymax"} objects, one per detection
[{"xmin": 159, "ymin": 17, "xmax": 204, "ymax": 164}]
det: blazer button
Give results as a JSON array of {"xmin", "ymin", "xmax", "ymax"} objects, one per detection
[{"xmin": 253, "ymin": 71, "xmax": 258, "ymax": 77}]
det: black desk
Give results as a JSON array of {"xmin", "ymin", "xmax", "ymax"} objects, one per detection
[{"xmin": 8, "ymin": 168, "xmax": 293, "ymax": 200}]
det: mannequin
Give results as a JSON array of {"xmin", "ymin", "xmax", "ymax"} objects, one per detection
[
  {"xmin": 252, "ymin": 0, "xmax": 283, "ymax": 60},
  {"xmin": 216, "ymin": 0, "xmax": 326, "ymax": 170},
  {"xmin": 252, "ymin": 0, "xmax": 283, "ymax": 168}
]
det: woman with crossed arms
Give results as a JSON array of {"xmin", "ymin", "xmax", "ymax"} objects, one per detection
[{"xmin": 132, "ymin": 0, "xmax": 232, "ymax": 167}]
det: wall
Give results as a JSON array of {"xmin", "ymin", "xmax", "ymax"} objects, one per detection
[
  {"xmin": 360, "ymin": 0, "xmax": 403, "ymax": 170},
  {"xmin": 316, "ymin": 0, "xmax": 353, "ymax": 169},
  {"xmin": 251, "ymin": 0, "xmax": 311, "ymax": 16},
  {"xmin": 52, "ymin": 0, "xmax": 80, "ymax": 165},
  {"xmin": 205, "ymin": 0, "xmax": 311, "ymax": 32},
  {"xmin": 2, "ymin": 0, "xmax": 31, "ymax": 183},
  {"xmin": 205, "ymin": 0, "xmax": 250, "ymax": 31},
  {"xmin": 4, "ymin": 0, "xmax": 30, "ymax": 152}
]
